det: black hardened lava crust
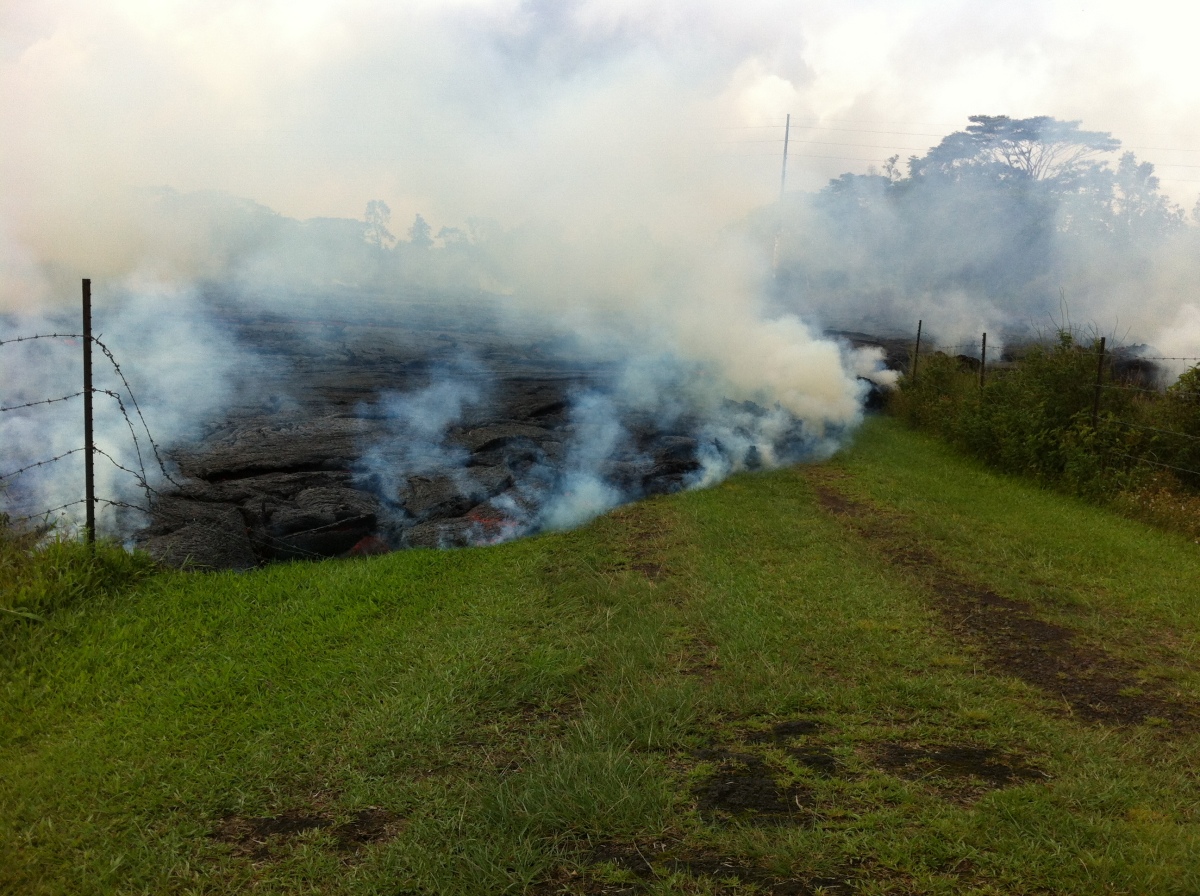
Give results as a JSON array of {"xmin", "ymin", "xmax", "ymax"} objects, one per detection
[{"xmin": 134, "ymin": 301, "xmax": 719, "ymax": 568}]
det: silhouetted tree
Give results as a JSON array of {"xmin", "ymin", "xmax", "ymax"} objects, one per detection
[
  {"xmin": 909, "ymin": 115, "xmax": 1120, "ymax": 184},
  {"xmin": 1110, "ymin": 152, "xmax": 1183, "ymax": 238},
  {"xmin": 364, "ymin": 200, "xmax": 395, "ymax": 248},
  {"xmin": 409, "ymin": 214, "xmax": 433, "ymax": 249}
]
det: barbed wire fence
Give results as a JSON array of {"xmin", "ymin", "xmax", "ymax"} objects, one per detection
[
  {"xmin": 904, "ymin": 319, "xmax": 1200, "ymax": 484},
  {"xmin": 1, "ymin": 282, "xmax": 330, "ymax": 563},
  {"xmin": 0, "ymin": 312, "xmax": 177, "ymax": 544}
]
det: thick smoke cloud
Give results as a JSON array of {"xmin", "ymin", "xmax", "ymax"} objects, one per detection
[
  {"xmin": 3, "ymin": 2, "xmax": 1200, "ymax": 543},
  {"xmin": 5, "ymin": 0, "xmax": 1200, "ymax": 292},
  {"xmin": 762, "ymin": 124, "xmax": 1200, "ymax": 361}
]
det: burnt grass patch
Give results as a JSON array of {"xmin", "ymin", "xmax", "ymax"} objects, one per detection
[
  {"xmin": 536, "ymin": 712, "xmax": 1044, "ymax": 895},
  {"xmin": 808, "ymin": 479, "xmax": 1200, "ymax": 730},
  {"xmin": 606, "ymin": 503, "xmax": 677, "ymax": 584},
  {"xmin": 688, "ymin": 718, "xmax": 840, "ymax": 827},
  {"xmin": 211, "ymin": 807, "xmax": 402, "ymax": 860}
]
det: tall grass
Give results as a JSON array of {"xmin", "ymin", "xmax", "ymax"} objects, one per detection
[{"xmin": 0, "ymin": 516, "xmax": 156, "ymax": 631}]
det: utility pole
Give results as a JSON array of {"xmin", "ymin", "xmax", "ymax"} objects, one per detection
[
  {"xmin": 779, "ymin": 113, "xmax": 791, "ymax": 201},
  {"xmin": 773, "ymin": 114, "xmax": 792, "ymax": 278}
]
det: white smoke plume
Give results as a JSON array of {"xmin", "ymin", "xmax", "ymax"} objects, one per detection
[
  {"xmin": 4, "ymin": 1, "xmax": 1199, "ymax": 544},
  {"xmin": 1, "ymin": 280, "xmax": 257, "ymax": 535}
]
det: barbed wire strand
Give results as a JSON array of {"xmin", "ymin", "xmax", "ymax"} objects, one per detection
[
  {"xmin": 92, "ymin": 445, "xmax": 155, "ymax": 508},
  {"xmin": 1098, "ymin": 382, "xmax": 1200, "ymax": 399},
  {"xmin": 8, "ymin": 488, "xmax": 332, "ymax": 564},
  {"xmin": 0, "ymin": 332, "xmax": 84, "ymax": 347},
  {"xmin": 1111, "ymin": 452, "xmax": 1200, "ymax": 480},
  {"xmin": 1, "ymin": 332, "xmax": 182, "ymax": 488},
  {"xmin": 92, "ymin": 338, "xmax": 182, "ymax": 488},
  {"xmin": 0, "ymin": 391, "xmax": 86, "ymax": 413},
  {"xmin": 95, "ymin": 389, "xmax": 152, "ymax": 496},
  {"xmin": 5, "ymin": 500, "xmax": 88, "ymax": 526},
  {"xmin": 1113, "ymin": 419, "xmax": 1200, "ymax": 443},
  {"xmin": 96, "ymin": 497, "xmax": 331, "ymax": 562},
  {"xmin": 0, "ymin": 448, "xmax": 87, "ymax": 482}
]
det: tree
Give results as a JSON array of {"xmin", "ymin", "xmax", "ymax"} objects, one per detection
[
  {"xmin": 363, "ymin": 200, "xmax": 395, "ymax": 248},
  {"xmin": 909, "ymin": 115, "xmax": 1120, "ymax": 183},
  {"xmin": 436, "ymin": 225, "xmax": 468, "ymax": 247},
  {"xmin": 409, "ymin": 213, "xmax": 433, "ymax": 249},
  {"xmin": 1111, "ymin": 152, "xmax": 1183, "ymax": 237}
]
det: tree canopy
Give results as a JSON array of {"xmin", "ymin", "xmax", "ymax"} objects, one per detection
[
  {"xmin": 909, "ymin": 115, "xmax": 1121, "ymax": 183},
  {"xmin": 763, "ymin": 113, "xmax": 1190, "ymax": 333}
]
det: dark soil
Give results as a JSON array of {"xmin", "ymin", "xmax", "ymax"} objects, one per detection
[
  {"xmin": 211, "ymin": 807, "xmax": 401, "ymax": 860},
  {"xmin": 744, "ymin": 719, "xmax": 823, "ymax": 741},
  {"xmin": 533, "ymin": 839, "xmax": 853, "ymax": 895},
  {"xmin": 809, "ymin": 480, "xmax": 1200, "ymax": 730},
  {"xmin": 871, "ymin": 743, "xmax": 1047, "ymax": 803},
  {"xmin": 688, "ymin": 719, "xmax": 833, "ymax": 828},
  {"xmin": 692, "ymin": 748, "xmax": 812, "ymax": 824},
  {"xmin": 331, "ymin": 808, "xmax": 403, "ymax": 852}
]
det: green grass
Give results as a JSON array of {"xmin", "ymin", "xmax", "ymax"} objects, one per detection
[{"xmin": 2, "ymin": 416, "xmax": 1199, "ymax": 895}]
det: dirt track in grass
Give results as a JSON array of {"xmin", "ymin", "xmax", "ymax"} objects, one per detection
[{"xmin": 806, "ymin": 473, "xmax": 1199, "ymax": 731}]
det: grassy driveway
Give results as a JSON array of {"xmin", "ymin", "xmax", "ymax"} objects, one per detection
[{"xmin": 3, "ymin": 417, "xmax": 1198, "ymax": 894}]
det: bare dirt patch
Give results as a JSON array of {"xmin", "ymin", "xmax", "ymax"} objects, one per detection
[
  {"xmin": 331, "ymin": 808, "xmax": 404, "ymax": 852},
  {"xmin": 692, "ymin": 748, "xmax": 813, "ymax": 825},
  {"xmin": 606, "ymin": 502, "xmax": 678, "ymax": 585},
  {"xmin": 445, "ymin": 697, "xmax": 587, "ymax": 780},
  {"xmin": 809, "ymin": 478, "xmax": 1200, "ymax": 730},
  {"xmin": 534, "ymin": 839, "xmax": 853, "ymax": 895},
  {"xmin": 671, "ymin": 632, "xmax": 721, "ymax": 680},
  {"xmin": 211, "ymin": 807, "xmax": 402, "ymax": 860},
  {"xmin": 871, "ymin": 743, "xmax": 1047, "ymax": 802}
]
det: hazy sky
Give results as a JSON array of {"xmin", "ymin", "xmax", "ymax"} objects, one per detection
[{"xmin": 4, "ymin": 0, "xmax": 1200, "ymax": 285}]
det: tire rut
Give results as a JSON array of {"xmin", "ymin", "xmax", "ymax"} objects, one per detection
[{"xmin": 808, "ymin": 476, "xmax": 1199, "ymax": 731}]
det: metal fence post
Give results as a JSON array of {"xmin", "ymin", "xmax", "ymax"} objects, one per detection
[
  {"xmin": 912, "ymin": 320, "xmax": 922, "ymax": 384},
  {"xmin": 83, "ymin": 279, "xmax": 95, "ymax": 545},
  {"xmin": 1092, "ymin": 336, "xmax": 1106, "ymax": 429}
]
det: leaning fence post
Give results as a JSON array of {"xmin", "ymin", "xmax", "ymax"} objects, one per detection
[
  {"xmin": 82, "ymin": 278, "xmax": 95, "ymax": 546},
  {"xmin": 1092, "ymin": 336, "xmax": 1106, "ymax": 429},
  {"xmin": 979, "ymin": 332, "xmax": 987, "ymax": 389},
  {"xmin": 911, "ymin": 319, "xmax": 922, "ymax": 384}
]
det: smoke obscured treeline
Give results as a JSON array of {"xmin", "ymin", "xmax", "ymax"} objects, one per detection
[{"xmin": 762, "ymin": 116, "xmax": 1200, "ymax": 356}]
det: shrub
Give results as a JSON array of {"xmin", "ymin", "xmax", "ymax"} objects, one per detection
[
  {"xmin": 889, "ymin": 330, "xmax": 1196, "ymax": 510},
  {"xmin": 1150, "ymin": 365, "xmax": 1200, "ymax": 489}
]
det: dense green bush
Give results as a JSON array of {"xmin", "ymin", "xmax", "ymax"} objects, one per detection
[
  {"xmin": 1155, "ymin": 366, "xmax": 1200, "ymax": 489},
  {"xmin": 891, "ymin": 332, "xmax": 1200, "ymax": 506}
]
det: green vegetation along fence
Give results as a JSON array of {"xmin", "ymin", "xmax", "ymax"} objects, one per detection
[{"xmin": 891, "ymin": 326, "xmax": 1200, "ymax": 507}]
